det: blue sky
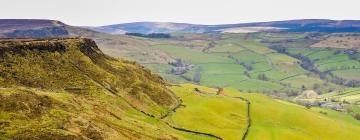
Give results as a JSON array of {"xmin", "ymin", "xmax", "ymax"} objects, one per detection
[{"xmin": 1, "ymin": 0, "xmax": 359, "ymax": 26}]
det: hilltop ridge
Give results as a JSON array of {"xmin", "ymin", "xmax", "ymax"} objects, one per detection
[{"xmin": 90, "ymin": 19, "xmax": 360, "ymax": 34}]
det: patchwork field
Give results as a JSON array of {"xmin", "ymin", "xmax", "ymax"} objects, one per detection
[{"xmin": 140, "ymin": 33, "xmax": 348, "ymax": 95}]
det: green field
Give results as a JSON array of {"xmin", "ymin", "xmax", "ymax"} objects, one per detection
[
  {"xmin": 166, "ymin": 84, "xmax": 360, "ymax": 140},
  {"xmin": 143, "ymin": 33, "xmax": 342, "ymax": 94},
  {"xmin": 167, "ymin": 84, "xmax": 248, "ymax": 140},
  {"xmin": 332, "ymin": 69, "xmax": 360, "ymax": 80},
  {"xmin": 280, "ymin": 47, "xmax": 360, "ymax": 79}
]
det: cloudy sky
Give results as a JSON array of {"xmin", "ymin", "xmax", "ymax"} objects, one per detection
[{"xmin": 1, "ymin": 0, "xmax": 359, "ymax": 26}]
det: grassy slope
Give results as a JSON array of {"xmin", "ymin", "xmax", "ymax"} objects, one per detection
[
  {"xmin": 244, "ymin": 95, "xmax": 360, "ymax": 140},
  {"xmin": 286, "ymin": 46, "xmax": 360, "ymax": 81},
  {"xmin": 166, "ymin": 84, "xmax": 248, "ymax": 140},
  {"xmin": 0, "ymin": 38, "xmax": 212, "ymax": 140},
  {"xmin": 0, "ymin": 87, "xmax": 209, "ymax": 140},
  {"xmin": 165, "ymin": 84, "xmax": 360, "ymax": 140},
  {"xmin": 225, "ymin": 89, "xmax": 360, "ymax": 140}
]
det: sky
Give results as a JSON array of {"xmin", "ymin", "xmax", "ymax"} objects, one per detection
[{"xmin": 0, "ymin": 0, "xmax": 359, "ymax": 26}]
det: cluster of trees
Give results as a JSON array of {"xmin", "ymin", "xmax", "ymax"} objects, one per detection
[
  {"xmin": 228, "ymin": 55, "xmax": 254, "ymax": 71},
  {"xmin": 257, "ymin": 74, "xmax": 269, "ymax": 81},
  {"xmin": 334, "ymin": 33, "xmax": 360, "ymax": 37},
  {"xmin": 125, "ymin": 33, "xmax": 171, "ymax": 38},
  {"xmin": 240, "ymin": 62, "xmax": 253, "ymax": 71},
  {"xmin": 334, "ymin": 49, "xmax": 359, "ymax": 60},
  {"xmin": 329, "ymin": 73, "xmax": 360, "ymax": 87},
  {"xmin": 243, "ymin": 71, "xmax": 251, "ymax": 78},
  {"xmin": 193, "ymin": 69, "xmax": 201, "ymax": 83},
  {"xmin": 355, "ymin": 113, "xmax": 360, "ymax": 120},
  {"xmin": 270, "ymin": 45, "xmax": 360, "ymax": 87}
]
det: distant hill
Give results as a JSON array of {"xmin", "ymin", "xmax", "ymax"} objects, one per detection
[
  {"xmin": 2, "ymin": 19, "xmax": 360, "ymax": 37},
  {"xmin": 88, "ymin": 22, "xmax": 208, "ymax": 34},
  {"xmin": 0, "ymin": 19, "xmax": 65, "ymax": 31},
  {"xmin": 0, "ymin": 19, "xmax": 171, "ymax": 63},
  {"xmin": 90, "ymin": 19, "xmax": 360, "ymax": 34},
  {"xmin": 0, "ymin": 19, "xmax": 69, "ymax": 38}
]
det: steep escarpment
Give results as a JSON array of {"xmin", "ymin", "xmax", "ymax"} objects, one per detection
[
  {"xmin": 0, "ymin": 38, "xmax": 176, "ymax": 110},
  {"xmin": 0, "ymin": 38, "xmax": 187, "ymax": 140}
]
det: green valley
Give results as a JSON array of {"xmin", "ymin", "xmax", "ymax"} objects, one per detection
[{"xmin": 1, "ymin": 18, "xmax": 360, "ymax": 140}]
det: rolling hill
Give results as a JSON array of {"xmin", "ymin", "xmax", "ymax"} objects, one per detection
[
  {"xmin": 0, "ymin": 19, "xmax": 69, "ymax": 38},
  {"xmin": 90, "ymin": 19, "xmax": 360, "ymax": 34}
]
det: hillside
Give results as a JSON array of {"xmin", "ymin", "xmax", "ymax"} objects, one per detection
[
  {"xmin": 0, "ymin": 38, "xmax": 184, "ymax": 139},
  {"xmin": 311, "ymin": 33, "xmax": 360, "ymax": 50}
]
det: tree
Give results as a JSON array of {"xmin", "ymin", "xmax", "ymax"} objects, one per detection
[
  {"xmin": 355, "ymin": 113, "xmax": 360, "ymax": 120},
  {"xmin": 193, "ymin": 70, "xmax": 201, "ymax": 83},
  {"xmin": 257, "ymin": 74, "xmax": 269, "ymax": 81},
  {"xmin": 240, "ymin": 62, "xmax": 253, "ymax": 71},
  {"xmin": 286, "ymin": 90, "xmax": 298, "ymax": 96},
  {"xmin": 301, "ymin": 85, "xmax": 307, "ymax": 91},
  {"xmin": 243, "ymin": 71, "xmax": 251, "ymax": 78},
  {"xmin": 125, "ymin": 32, "xmax": 171, "ymax": 38}
]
